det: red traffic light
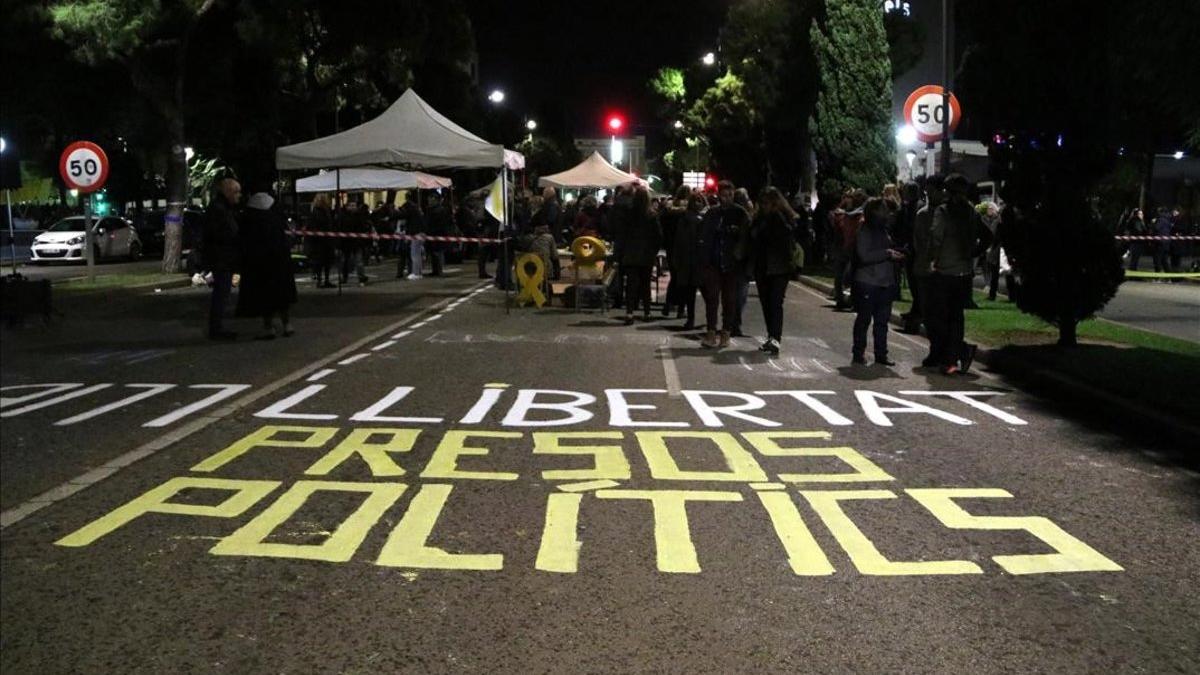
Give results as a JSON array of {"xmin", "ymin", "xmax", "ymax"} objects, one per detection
[
  {"xmin": 704, "ymin": 174, "xmax": 717, "ymax": 190},
  {"xmin": 607, "ymin": 115, "xmax": 625, "ymax": 133}
]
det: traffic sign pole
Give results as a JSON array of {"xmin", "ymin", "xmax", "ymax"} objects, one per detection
[
  {"xmin": 58, "ymin": 141, "xmax": 110, "ymax": 283},
  {"xmin": 84, "ymin": 193, "xmax": 95, "ymax": 283}
]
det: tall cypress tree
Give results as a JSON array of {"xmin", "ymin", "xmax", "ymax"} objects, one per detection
[{"xmin": 809, "ymin": 0, "xmax": 896, "ymax": 194}]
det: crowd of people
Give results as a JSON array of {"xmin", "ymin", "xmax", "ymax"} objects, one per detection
[
  {"xmin": 1116, "ymin": 206, "xmax": 1194, "ymax": 276},
  {"xmin": 816, "ymin": 174, "xmax": 994, "ymax": 375},
  {"xmin": 201, "ymin": 168, "xmax": 1183, "ymax": 371}
]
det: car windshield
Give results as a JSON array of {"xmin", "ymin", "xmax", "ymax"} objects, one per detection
[{"xmin": 48, "ymin": 219, "xmax": 87, "ymax": 232}]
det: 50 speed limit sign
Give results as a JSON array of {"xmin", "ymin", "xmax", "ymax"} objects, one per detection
[
  {"xmin": 59, "ymin": 141, "xmax": 110, "ymax": 193},
  {"xmin": 903, "ymin": 85, "xmax": 961, "ymax": 144}
]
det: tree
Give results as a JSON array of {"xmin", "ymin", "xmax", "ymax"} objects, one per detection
[
  {"xmin": 685, "ymin": 71, "xmax": 765, "ymax": 189},
  {"xmin": 717, "ymin": 0, "xmax": 822, "ymax": 193},
  {"xmin": 51, "ymin": 0, "xmax": 224, "ymax": 273},
  {"xmin": 997, "ymin": 139, "xmax": 1125, "ymax": 346},
  {"xmin": 957, "ymin": 1, "xmax": 1130, "ymax": 346},
  {"xmin": 809, "ymin": 0, "xmax": 896, "ymax": 194},
  {"xmin": 883, "ymin": 9, "xmax": 925, "ymax": 77}
]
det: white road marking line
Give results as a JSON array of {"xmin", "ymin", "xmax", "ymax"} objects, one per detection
[
  {"xmin": 789, "ymin": 358, "xmax": 807, "ymax": 372},
  {"xmin": 807, "ymin": 337, "xmax": 830, "ymax": 349},
  {"xmin": 142, "ymin": 384, "xmax": 253, "ymax": 428},
  {"xmin": 767, "ymin": 359, "xmax": 784, "ymax": 371},
  {"xmin": 410, "ymin": 321, "xmax": 428, "ymax": 329},
  {"xmin": 811, "ymin": 358, "xmax": 834, "ymax": 373},
  {"xmin": 306, "ymin": 369, "xmax": 336, "ymax": 382},
  {"xmin": 54, "ymin": 384, "xmax": 177, "ymax": 426},
  {"xmin": 338, "ymin": 354, "xmax": 370, "ymax": 365},
  {"xmin": 390, "ymin": 330, "xmax": 413, "ymax": 339},
  {"xmin": 738, "ymin": 356, "xmax": 754, "ymax": 372},
  {"xmin": 0, "ymin": 384, "xmax": 114, "ymax": 418},
  {"xmin": 1, "ymin": 383, "xmax": 86, "ymax": 409},
  {"xmin": 372, "ymin": 340, "xmax": 398, "ymax": 351},
  {"xmin": 658, "ymin": 340, "xmax": 683, "ymax": 398},
  {"xmin": 0, "ymin": 280, "xmax": 490, "ymax": 531}
]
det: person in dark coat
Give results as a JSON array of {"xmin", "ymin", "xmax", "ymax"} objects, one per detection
[
  {"xmin": 337, "ymin": 199, "xmax": 369, "ymax": 286},
  {"xmin": 750, "ymin": 187, "xmax": 797, "ymax": 355},
  {"xmin": 671, "ymin": 192, "xmax": 706, "ymax": 330},
  {"xmin": 307, "ymin": 193, "xmax": 336, "ymax": 288},
  {"xmin": 396, "ymin": 192, "xmax": 422, "ymax": 279},
  {"xmin": 659, "ymin": 186, "xmax": 690, "ymax": 318},
  {"xmin": 237, "ymin": 192, "xmax": 297, "ymax": 339},
  {"xmin": 851, "ymin": 198, "xmax": 904, "ymax": 365},
  {"xmin": 425, "ymin": 191, "xmax": 452, "ymax": 276},
  {"xmin": 203, "ymin": 177, "xmax": 242, "ymax": 340},
  {"xmin": 697, "ymin": 180, "xmax": 751, "ymax": 348},
  {"xmin": 614, "ymin": 185, "xmax": 662, "ymax": 324}
]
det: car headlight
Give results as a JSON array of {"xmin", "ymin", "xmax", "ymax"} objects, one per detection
[{"xmin": 67, "ymin": 236, "xmax": 85, "ymax": 245}]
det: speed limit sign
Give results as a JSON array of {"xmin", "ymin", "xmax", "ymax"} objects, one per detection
[
  {"xmin": 59, "ymin": 141, "xmax": 110, "ymax": 193},
  {"xmin": 903, "ymin": 85, "xmax": 961, "ymax": 144}
]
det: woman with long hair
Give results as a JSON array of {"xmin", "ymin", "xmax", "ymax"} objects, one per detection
[
  {"xmin": 615, "ymin": 185, "xmax": 662, "ymax": 324},
  {"xmin": 750, "ymin": 187, "xmax": 797, "ymax": 354}
]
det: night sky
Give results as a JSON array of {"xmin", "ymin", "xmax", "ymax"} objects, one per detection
[{"xmin": 466, "ymin": 0, "xmax": 731, "ymax": 137}]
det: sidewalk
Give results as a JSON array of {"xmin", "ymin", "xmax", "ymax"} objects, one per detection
[{"xmin": 798, "ymin": 274, "xmax": 1200, "ymax": 450}]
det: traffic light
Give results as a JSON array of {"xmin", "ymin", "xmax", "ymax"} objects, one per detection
[
  {"xmin": 704, "ymin": 174, "xmax": 717, "ymax": 191},
  {"xmin": 606, "ymin": 114, "xmax": 625, "ymax": 133}
]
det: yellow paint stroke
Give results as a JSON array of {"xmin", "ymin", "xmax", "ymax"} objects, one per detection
[
  {"xmin": 906, "ymin": 488, "xmax": 1123, "ymax": 574},
  {"xmin": 596, "ymin": 489, "xmax": 742, "ymax": 573},
  {"xmin": 376, "ymin": 484, "xmax": 503, "ymax": 570},
  {"xmin": 801, "ymin": 490, "xmax": 982, "ymax": 576},
  {"xmin": 191, "ymin": 425, "xmax": 338, "ymax": 473},
  {"xmin": 533, "ymin": 432, "xmax": 631, "ymax": 481},
  {"xmin": 743, "ymin": 432, "xmax": 895, "ymax": 483},
  {"xmin": 756, "ymin": 491, "xmax": 835, "ymax": 576},
  {"xmin": 635, "ymin": 431, "xmax": 769, "ymax": 483},
  {"xmin": 556, "ymin": 479, "xmax": 622, "ymax": 492},
  {"xmin": 304, "ymin": 428, "xmax": 420, "ymax": 477},
  {"xmin": 535, "ymin": 493, "xmax": 584, "ymax": 573},
  {"xmin": 210, "ymin": 481, "xmax": 406, "ymax": 563},
  {"xmin": 55, "ymin": 477, "xmax": 280, "ymax": 547},
  {"xmin": 421, "ymin": 430, "xmax": 522, "ymax": 481}
]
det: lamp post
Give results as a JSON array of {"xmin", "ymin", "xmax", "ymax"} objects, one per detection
[
  {"xmin": 1, "ymin": 136, "xmax": 15, "ymax": 275},
  {"xmin": 488, "ymin": 89, "xmax": 505, "ymax": 105},
  {"xmin": 701, "ymin": 52, "xmax": 716, "ymax": 67}
]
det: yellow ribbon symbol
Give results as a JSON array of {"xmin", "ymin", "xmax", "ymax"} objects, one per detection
[{"xmin": 515, "ymin": 252, "xmax": 547, "ymax": 307}]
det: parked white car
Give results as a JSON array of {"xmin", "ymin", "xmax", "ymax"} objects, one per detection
[{"xmin": 30, "ymin": 216, "xmax": 142, "ymax": 264}]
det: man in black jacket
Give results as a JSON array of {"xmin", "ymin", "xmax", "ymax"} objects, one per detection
[
  {"xmin": 203, "ymin": 177, "xmax": 242, "ymax": 340},
  {"xmin": 425, "ymin": 192, "xmax": 452, "ymax": 276}
]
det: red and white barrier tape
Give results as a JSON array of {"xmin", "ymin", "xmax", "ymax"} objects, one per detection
[
  {"xmin": 1113, "ymin": 235, "xmax": 1200, "ymax": 241},
  {"xmin": 291, "ymin": 229, "xmax": 502, "ymax": 244}
]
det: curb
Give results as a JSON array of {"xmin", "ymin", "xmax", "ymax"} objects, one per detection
[
  {"xmin": 54, "ymin": 275, "xmax": 194, "ymax": 295},
  {"xmin": 796, "ymin": 275, "xmax": 1200, "ymax": 449}
]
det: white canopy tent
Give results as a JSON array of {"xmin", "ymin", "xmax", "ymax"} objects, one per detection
[
  {"xmin": 537, "ymin": 152, "xmax": 644, "ymax": 189},
  {"xmin": 275, "ymin": 89, "xmax": 524, "ymax": 171},
  {"xmin": 295, "ymin": 168, "xmax": 451, "ymax": 193}
]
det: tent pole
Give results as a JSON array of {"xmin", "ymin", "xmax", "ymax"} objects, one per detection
[
  {"xmin": 336, "ymin": 168, "xmax": 342, "ymax": 297},
  {"xmin": 503, "ymin": 168, "xmax": 511, "ymax": 314}
]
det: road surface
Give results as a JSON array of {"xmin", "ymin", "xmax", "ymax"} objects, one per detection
[{"xmin": 2, "ymin": 264, "xmax": 1197, "ymax": 673}]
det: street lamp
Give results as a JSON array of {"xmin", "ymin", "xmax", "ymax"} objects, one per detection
[
  {"xmin": 701, "ymin": 52, "xmax": 716, "ymax": 66},
  {"xmin": 1174, "ymin": 151, "xmax": 1185, "ymax": 160},
  {"xmin": 673, "ymin": 120, "xmax": 684, "ymax": 130},
  {"xmin": 184, "ymin": 146, "xmax": 195, "ymax": 161},
  {"xmin": 488, "ymin": 89, "xmax": 505, "ymax": 104},
  {"xmin": 895, "ymin": 125, "xmax": 918, "ymax": 147},
  {"xmin": 525, "ymin": 119, "xmax": 538, "ymax": 131}
]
